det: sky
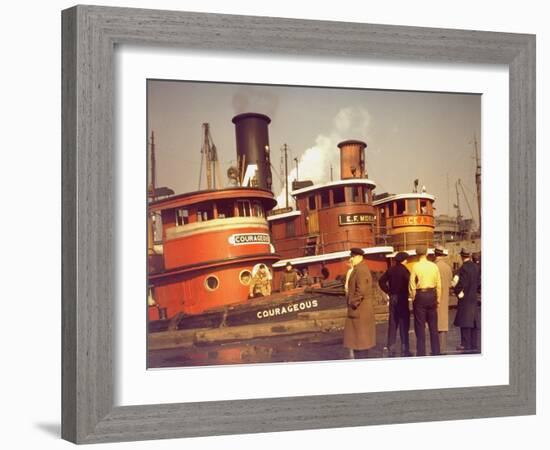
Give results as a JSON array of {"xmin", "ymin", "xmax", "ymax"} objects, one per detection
[{"xmin": 147, "ymin": 80, "xmax": 481, "ymax": 223}]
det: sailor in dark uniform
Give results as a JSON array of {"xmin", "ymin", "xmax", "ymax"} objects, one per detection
[
  {"xmin": 378, "ymin": 251, "xmax": 411, "ymax": 357},
  {"xmin": 452, "ymin": 249, "xmax": 481, "ymax": 352}
]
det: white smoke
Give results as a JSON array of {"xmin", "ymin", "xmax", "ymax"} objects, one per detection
[{"xmin": 276, "ymin": 106, "xmax": 371, "ymax": 208}]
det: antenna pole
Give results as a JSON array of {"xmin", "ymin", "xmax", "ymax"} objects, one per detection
[
  {"xmin": 446, "ymin": 172, "xmax": 450, "ymax": 216},
  {"xmin": 455, "ymin": 181, "xmax": 462, "ymax": 223},
  {"xmin": 150, "ymin": 131, "xmax": 156, "ymax": 201},
  {"xmin": 283, "ymin": 144, "xmax": 289, "ymax": 208}
]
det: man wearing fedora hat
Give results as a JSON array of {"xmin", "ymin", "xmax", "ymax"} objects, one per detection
[
  {"xmin": 378, "ymin": 251, "xmax": 411, "ymax": 357},
  {"xmin": 434, "ymin": 246, "xmax": 453, "ymax": 354},
  {"xmin": 453, "ymin": 248, "xmax": 481, "ymax": 352},
  {"xmin": 343, "ymin": 247, "xmax": 376, "ymax": 359}
]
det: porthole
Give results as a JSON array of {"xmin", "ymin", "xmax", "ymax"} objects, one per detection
[
  {"xmin": 239, "ymin": 270, "xmax": 252, "ymax": 286},
  {"xmin": 204, "ymin": 275, "xmax": 219, "ymax": 291}
]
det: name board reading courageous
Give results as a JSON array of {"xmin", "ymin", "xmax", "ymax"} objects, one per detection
[
  {"xmin": 228, "ymin": 233, "xmax": 270, "ymax": 245},
  {"xmin": 256, "ymin": 299, "xmax": 319, "ymax": 319}
]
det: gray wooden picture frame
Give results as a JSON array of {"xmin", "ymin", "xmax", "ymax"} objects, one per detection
[{"xmin": 61, "ymin": 5, "xmax": 536, "ymax": 444}]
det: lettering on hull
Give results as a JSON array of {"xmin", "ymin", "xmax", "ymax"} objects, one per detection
[
  {"xmin": 228, "ymin": 233, "xmax": 270, "ymax": 245},
  {"xmin": 256, "ymin": 299, "xmax": 319, "ymax": 319},
  {"xmin": 392, "ymin": 215, "xmax": 434, "ymax": 227},
  {"xmin": 338, "ymin": 213, "xmax": 375, "ymax": 225}
]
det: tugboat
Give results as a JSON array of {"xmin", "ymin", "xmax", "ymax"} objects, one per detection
[
  {"xmin": 373, "ymin": 190, "xmax": 436, "ymax": 252},
  {"xmin": 148, "ymin": 113, "xmax": 280, "ymax": 320},
  {"xmin": 148, "ymin": 185, "xmax": 279, "ymax": 318},
  {"xmin": 268, "ymin": 139, "xmax": 393, "ymax": 288}
]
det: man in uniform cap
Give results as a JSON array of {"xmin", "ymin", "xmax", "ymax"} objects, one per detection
[
  {"xmin": 434, "ymin": 246, "xmax": 453, "ymax": 353},
  {"xmin": 378, "ymin": 251, "xmax": 411, "ymax": 356},
  {"xmin": 343, "ymin": 248, "xmax": 376, "ymax": 358},
  {"xmin": 409, "ymin": 245, "xmax": 441, "ymax": 356},
  {"xmin": 452, "ymin": 249, "xmax": 481, "ymax": 352}
]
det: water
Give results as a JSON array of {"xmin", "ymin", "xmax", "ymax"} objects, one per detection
[{"xmin": 148, "ymin": 309, "xmax": 481, "ymax": 368}]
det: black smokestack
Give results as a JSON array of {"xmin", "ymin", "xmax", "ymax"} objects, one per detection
[{"xmin": 232, "ymin": 113, "xmax": 273, "ymax": 191}]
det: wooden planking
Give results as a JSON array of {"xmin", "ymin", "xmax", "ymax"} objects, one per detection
[{"xmin": 61, "ymin": 5, "xmax": 536, "ymax": 443}]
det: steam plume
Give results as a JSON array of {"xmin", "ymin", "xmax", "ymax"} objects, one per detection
[{"xmin": 276, "ymin": 107, "xmax": 371, "ymax": 208}]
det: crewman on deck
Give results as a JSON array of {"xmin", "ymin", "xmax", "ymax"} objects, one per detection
[
  {"xmin": 249, "ymin": 264, "xmax": 272, "ymax": 298},
  {"xmin": 409, "ymin": 245, "xmax": 441, "ymax": 356},
  {"xmin": 297, "ymin": 267, "xmax": 314, "ymax": 287},
  {"xmin": 280, "ymin": 262, "xmax": 300, "ymax": 291},
  {"xmin": 379, "ymin": 251, "xmax": 411, "ymax": 357}
]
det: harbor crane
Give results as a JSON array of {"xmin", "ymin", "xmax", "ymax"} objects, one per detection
[{"xmin": 199, "ymin": 123, "xmax": 223, "ymax": 190}]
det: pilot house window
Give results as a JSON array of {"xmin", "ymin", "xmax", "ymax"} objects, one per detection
[
  {"xmin": 217, "ymin": 201, "xmax": 234, "ymax": 219},
  {"xmin": 237, "ymin": 200, "xmax": 251, "ymax": 217},
  {"xmin": 396, "ymin": 200, "xmax": 406, "ymax": 215},
  {"xmin": 364, "ymin": 189, "xmax": 372, "ymax": 204},
  {"xmin": 320, "ymin": 190, "xmax": 330, "ymax": 208},
  {"xmin": 308, "ymin": 195, "xmax": 316, "ymax": 210},
  {"xmin": 333, "ymin": 187, "xmax": 345, "ymax": 205},
  {"xmin": 348, "ymin": 186, "xmax": 361, "ymax": 203},
  {"xmin": 407, "ymin": 199, "xmax": 418, "ymax": 214},
  {"xmin": 175, "ymin": 208, "xmax": 189, "ymax": 226},
  {"xmin": 197, "ymin": 204, "xmax": 214, "ymax": 222},
  {"xmin": 420, "ymin": 199, "xmax": 429, "ymax": 214},
  {"xmin": 252, "ymin": 201, "xmax": 264, "ymax": 218}
]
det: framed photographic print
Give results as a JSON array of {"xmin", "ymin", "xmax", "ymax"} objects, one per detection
[{"xmin": 62, "ymin": 5, "xmax": 535, "ymax": 444}]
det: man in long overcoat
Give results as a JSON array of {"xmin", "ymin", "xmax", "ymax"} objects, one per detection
[
  {"xmin": 434, "ymin": 247, "xmax": 453, "ymax": 354},
  {"xmin": 453, "ymin": 249, "xmax": 481, "ymax": 352},
  {"xmin": 344, "ymin": 248, "xmax": 376, "ymax": 358}
]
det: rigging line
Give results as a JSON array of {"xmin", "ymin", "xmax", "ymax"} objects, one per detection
[
  {"xmin": 270, "ymin": 162, "xmax": 285, "ymax": 185},
  {"xmin": 373, "ymin": 180, "xmax": 389, "ymax": 194}
]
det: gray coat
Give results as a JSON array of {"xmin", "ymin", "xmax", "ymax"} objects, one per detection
[
  {"xmin": 343, "ymin": 262, "xmax": 376, "ymax": 350},
  {"xmin": 436, "ymin": 258, "xmax": 453, "ymax": 332}
]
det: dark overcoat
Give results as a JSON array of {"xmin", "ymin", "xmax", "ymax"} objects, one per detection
[
  {"xmin": 344, "ymin": 262, "xmax": 376, "ymax": 350},
  {"xmin": 378, "ymin": 263, "xmax": 410, "ymax": 318},
  {"xmin": 453, "ymin": 260, "xmax": 481, "ymax": 328}
]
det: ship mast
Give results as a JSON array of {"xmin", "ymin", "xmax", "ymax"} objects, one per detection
[
  {"xmin": 282, "ymin": 143, "xmax": 289, "ymax": 208},
  {"xmin": 149, "ymin": 131, "xmax": 156, "ymax": 201},
  {"xmin": 454, "ymin": 181, "xmax": 462, "ymax": 223},
  {"xmin": 148, "ymin": 131, "xmax": 156, "ymax": 255}
]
